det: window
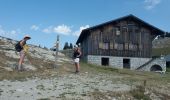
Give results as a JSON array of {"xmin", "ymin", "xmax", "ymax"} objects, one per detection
[
  {"xmin": 99, "ymin": 42, "xmax": 109, "ymax": 50},
  {"xmin": 114, "ymin": 43, "xmax": 123, "ymax": 50},
  {"xmin": 118, "ymin": 44, "xmax": 123, "ymax": 50},
  {"xmin": 129, "ymin": 43, "xmax": 133, "ymax": 50},
  {"xmin": 133, "ymin": 44, "xmax": 138, "ymax": 50},
  {"xmin": 129, "ymin": 43, "xmax": 137, "ymax": 51},
  {"xmin": 103, "ymin": 42, "xmax": 109, "ymax": 50},
  {"xmin": 124, "ymin": 43, "xmax": 129, "ymax": 50},
  {"xmin": 128, "ymin": 25, "xmax": 133, "ymax": 33},
  {"xmin": 115, "ymin": 27, "xmax": 121, "ymax": 36},
  {"xmin": 122, "ymin": 26, "xmax": 127, "ymax": 33},
  {"xmin": 116, "ymin": 29, "xmax": 120, "ymax": 35}
]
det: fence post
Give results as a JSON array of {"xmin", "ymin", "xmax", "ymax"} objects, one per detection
[{"xmin": 55, "ymin": 35, "xmax": 59, "ymax": 68}]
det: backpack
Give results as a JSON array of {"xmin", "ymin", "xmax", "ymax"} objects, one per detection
[{"xmin": 15, "ymin": 41, "xmax": 22, "ymax": 52}]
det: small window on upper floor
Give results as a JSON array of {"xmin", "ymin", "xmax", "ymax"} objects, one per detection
[
  {"xmin": 103, "ymin": 42, "xmax": 109, "ymax": 50},
  {"xmin": 122, "ymin": 26, "xmax": 127, "ymax": 33},
  {"xmin": 115, "ymin": 27, "xmax": 121, "ymax": 36},
  {"xmin": 99, "ymin": 42, "xmax": 109, "ymax": 50},
  {"xmin": 99, "ymin": 42, "xmax": 103, "ymax": 49}
]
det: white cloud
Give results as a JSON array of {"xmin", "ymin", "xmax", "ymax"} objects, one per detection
[
  {"xmin": 0, "ymin": 26, "xmax": 17, "ymax": 38},
  {"xmin": 42, "ymin": 26, "xmax": 53, "ymax": 33},
  {"xmin": 73, "ymin": 25, "xmax": 90, "ymax": 37},
  {"xmin": 30, "ymin": 25, "xmax": 39, "ymax": 31},
  {"xmin": 54, "ymin": 24, "xmax": 71, "ymax": 35},
  {"xmin": 42, "ymin": 24, "xmax": 89, "ymax": 36},
  {"xmin": 144, "ymin": 0, "xmax": 161, "ymax": 10},
  {"xmin": 42, "ymin": 24, "xmax": 72, "ymax": 35}
]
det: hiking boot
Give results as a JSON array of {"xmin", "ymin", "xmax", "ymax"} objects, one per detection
[{"xmin": 75, "ymin": 71, "xmax": 79, "ymax": 74}]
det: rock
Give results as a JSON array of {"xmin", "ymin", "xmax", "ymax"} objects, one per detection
[
  {"xmin": 112, "ymin": 97, "xmax": 116, "ymax": 100},
  {"xmin": 16, "ymin": 89, "xmax": 23, "ymax": 92},
  {"xmin": 23, "ymin": 64, "xmax": 37, "ymax": 71},
  {"xmin": 0, "ymin": 66, "xmax": 13, "ymax": 71}
]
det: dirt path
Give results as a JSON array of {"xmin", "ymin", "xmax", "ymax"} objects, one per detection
[
  {"xmin": 0, "ymin": 63, "xmax": 170, "ymax": 100},
  {"xmin": 0, "ymin": 64, "xmax": 132, "ymax": 100}
]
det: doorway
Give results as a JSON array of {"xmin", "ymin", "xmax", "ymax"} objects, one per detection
[
  {"xmin": 150, "ymin": 65, "xmax": 162, "ymax": 71},
  {"xmin": 123, "ymin": 59, "xmax": 130, "ymax": 69},
  {"xmin": 101, "ymin": 58, "xmax": 109, "ymax": 66}
]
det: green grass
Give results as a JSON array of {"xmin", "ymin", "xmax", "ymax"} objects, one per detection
[
  {"xmin": 80, "ymin": 61, "xmax": 119, "ymax": 73},
  {"xmin": 37, "ymin": 98, "xmax": 50, "ymax": 100},
  {"xmin": 152, "ymin": 47, "xmax": 170, "ymax": 56},
  {"xmin": 81, "ymin": 62, "xmax": 170, "ymax": 84},
  {"xmin": 167, "ymin": 68, "xmax": 170, "ymax": 72},
  {"xmin": 130, "ymin": 85, "xmax": 151, "ymax": 100}
]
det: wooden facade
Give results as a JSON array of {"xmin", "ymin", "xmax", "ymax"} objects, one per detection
[{"xmin": 77, "ymin": 15, "xmax": 164, "ymax": 59}]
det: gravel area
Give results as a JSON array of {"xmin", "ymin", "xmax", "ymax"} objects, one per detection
[{"xmin": 0, "ymin": 72, "xmax": 130, "ymax": 100}]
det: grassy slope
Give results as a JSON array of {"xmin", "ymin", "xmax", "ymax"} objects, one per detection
[
  {"xmin": 0, "ymin": 61, "xmax": 170, "ymax": 99},
  {"xmin": 152, "ymin": 47, "xmax": 170, "ymax": 56}
]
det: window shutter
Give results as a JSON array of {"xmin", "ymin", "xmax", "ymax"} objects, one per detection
[
  {"xmin": 116, "ymin": 30, "xmax": 120, "ymax": 35},
  {"xmin": 125, "ymin": 43, "xmax": 129, "ymax": 50},
  {"xmin": 129, "ymin": 43, "xmax": 133, "ymax": 50},
  {"xmin": 114, "ymin": 43, "xmax": 118, "ymax": 49},
  {"xmin": 99, "ymin": 42, "xmax": 103, "ymax": 49},
  {"xmin": 110, "ymin": 42, "xmax": 113, "ymax": 49},
  {"xmin": 118, "ymin": 44, "xmax": 123, "ymax": 50},
  {"xmin": 139, "ymin": 44, "xmax": 143, "ymax": 50}
]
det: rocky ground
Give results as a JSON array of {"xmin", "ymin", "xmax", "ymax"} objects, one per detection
[
  {"xmin": 0, "ymin": 36, "xmax": 67, "ymax": 71},
  {"xmin": 0, "ymin": 36, "xmax": 170, "ymax": 100},
  {"xmin": 0, "ymin": 69, "xmax": 130, "ymax": 100},
  {"xmin": 0, "ymin": 63, "xmax": 170, "ymax": 100},
  {"xmin": 152, "ymin": 37, "xmax": 170, "ymax": 48}
]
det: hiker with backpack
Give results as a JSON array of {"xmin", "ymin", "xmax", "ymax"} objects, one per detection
[
  {"xmin": 73, "ymin": 45, "xmax": 82, "ymax": 74},
  {"xmin": 15, "ymin": 35, "xmax": 31, "ymax": 71}
]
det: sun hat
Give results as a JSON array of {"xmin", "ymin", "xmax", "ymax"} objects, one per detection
[
  {"xmin": 74, "ymin": 45, "xmax": 78, "ymax": 48},
  {"xmin": 24, "ymin": 35, "xmax": 31, "ymax": 39}
]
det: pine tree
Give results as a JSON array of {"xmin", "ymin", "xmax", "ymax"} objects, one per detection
[
  {"xmin": 63, "ymin": 42, "xmax": 69, "ymax": 50},
  {"xmin": 70, "ymin": 43, "xmax": 73, "ymax": 49}
]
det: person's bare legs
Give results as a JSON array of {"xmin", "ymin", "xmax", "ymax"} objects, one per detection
[
  {"xmin": 18, "ymin": 51, "xmax": 25, "ymax": 71},
  {"xmin": 75, "ymin": 63, "xmax": 78, "ymax": 72},
  {"xmin": 77, "ymin": 62, "xmax": 80, "ymax": 72},
  {"xmin": 75, "ymin": 62, "xmax": 80, "ymax": 73}
]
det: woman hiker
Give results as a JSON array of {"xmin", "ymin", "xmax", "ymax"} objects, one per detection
[
  {"xmin": 15, "ymin": 35, "xmax": 31, "ymax": 71},
  {"xmin": 73, "ymin": 45, "xmax": 82, "ymax": 74}
]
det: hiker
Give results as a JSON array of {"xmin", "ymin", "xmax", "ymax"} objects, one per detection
[
  {"xmin": 73, "ymin": 45, "xmax": 82, "ymax": 74},
  {"xmin": 15, "ymin": 35, "xmax": 31, "ymax": 71}
]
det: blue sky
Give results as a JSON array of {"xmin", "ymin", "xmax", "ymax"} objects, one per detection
[{"xmin": 0, "ymin": 0, "xmax": 169, "ymax": 49}]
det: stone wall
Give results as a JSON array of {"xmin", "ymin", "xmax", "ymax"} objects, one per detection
[
  {"xmin": 130, "ymin": 58, "xmax": 151, "ymax": 70},
  {"xmin": 87, "ymin": 55, "xmax": 166, "ymax": 72},
  {"xmin": 139, "ymin": 57, "xmax": 166, "ymax": 72},
  {"xmin": 87, "ymin": 55, "xmax": 101, "ymax": 65}
]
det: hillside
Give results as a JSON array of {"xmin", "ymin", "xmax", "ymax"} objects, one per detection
[
  {"xmin": 153, "ymin": 37, "xmax": 170, "ymax": 48},
  {"xmin": 0, "ymin": 36, "xmax": 68, "ymax": 71},
  {"xmin": 152, "ymin": 37, "xmax": 170, "ymax": 56},
  {"xmin": 0, "ymin": 36, "xmax": 170, "ymax": 100}
]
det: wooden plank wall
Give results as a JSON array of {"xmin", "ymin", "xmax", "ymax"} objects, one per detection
[{"xmin": 81, "ymin": 20, "xmax": 152, "ymax": 58}]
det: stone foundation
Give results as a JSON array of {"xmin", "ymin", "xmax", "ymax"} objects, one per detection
[{"xmin": 87, "ymin": 55, "xmax": 166, "ymax": 72}]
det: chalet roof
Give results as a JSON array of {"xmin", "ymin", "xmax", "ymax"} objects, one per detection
[{"xmin": 76, "ymin": 14, "xmax": 165, "ymax": 44}]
